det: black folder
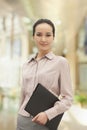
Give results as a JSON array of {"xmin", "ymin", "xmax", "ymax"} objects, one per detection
[{"xmin": 25, "ymin": 83, "xmax": 64, "ymax": 130}]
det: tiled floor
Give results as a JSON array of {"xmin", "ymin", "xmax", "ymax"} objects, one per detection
[{"xmin": 0, "ymin": 100, "xmax": 87, "ymax": 130}]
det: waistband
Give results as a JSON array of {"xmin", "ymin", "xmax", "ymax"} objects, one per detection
[{"xmin": 18, "ymin": 114, "xmax": 33, "ymax": 119}]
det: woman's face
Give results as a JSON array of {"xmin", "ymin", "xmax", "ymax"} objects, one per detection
[{"xmin": 33, "ymin": 23, "xmax": 54, "ymax": 53}]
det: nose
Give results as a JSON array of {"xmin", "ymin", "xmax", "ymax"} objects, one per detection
[{"xmin": 41, "ymin": 36, "xmax": 46, "ymax": 42}]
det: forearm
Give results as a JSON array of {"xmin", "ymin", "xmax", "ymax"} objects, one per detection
[{"xmin": 45, "ymin": 95, "xmax": 73, "ymax": 120}]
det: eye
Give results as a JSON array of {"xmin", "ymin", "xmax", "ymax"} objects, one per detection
[
  {"xmin": 46, "ymin": 34, "xmax": 52, "ymax": 37},
  {"xmin": 36, "ymin": 33, "xmax": 42, "ymax": 37},
  {"xmin": 46, "ymin": 33, "xmax": 53, "ymax": 37}
]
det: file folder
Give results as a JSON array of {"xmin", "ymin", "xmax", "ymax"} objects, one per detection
[{"xmin": 25, "ymin": 83, "xmax": 64, "ymax": 130}]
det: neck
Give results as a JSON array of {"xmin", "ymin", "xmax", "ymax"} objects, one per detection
[{"xmin": 37, "ymin": 50, "xmax": 51, "ymax": 59}]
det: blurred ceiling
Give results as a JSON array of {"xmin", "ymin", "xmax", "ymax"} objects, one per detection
[
  {"xmin": 0, "ymin": 0, "xmax": 87, "ymax": 54},
  {"xmin": 0, "ymin": 0, "xmax": 87, "ymax": 19},
  {"xmin": 0, "ymin": 0, "xmax": 26, "ymax": 16},
  {"xmin": 0, "ymin": 0, "xmax": 87, "ymax": 29}
]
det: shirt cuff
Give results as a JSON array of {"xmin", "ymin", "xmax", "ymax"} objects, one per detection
[{"xmin": 44, "ymin": 107, "xmax": 58, "ymax": 121}]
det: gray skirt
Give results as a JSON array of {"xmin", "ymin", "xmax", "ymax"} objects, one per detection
[{"xmin": 16, "ymin": 114, "xmax": 49, "ymax": 130}]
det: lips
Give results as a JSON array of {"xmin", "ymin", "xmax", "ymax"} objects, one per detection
[
  {"xmin": 40, "ymin": 43, "xmax": 48, "ymax": 46},
  {"xmin": 41, "ymin": 44, "xmax": 48, "ymax": 47}
]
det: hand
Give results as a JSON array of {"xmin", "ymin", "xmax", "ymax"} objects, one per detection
[{"xmin": 32, "ymin": 112, "xmax": 48, "ymax": 125}]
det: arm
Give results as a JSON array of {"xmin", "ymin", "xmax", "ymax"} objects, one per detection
[
  {"xmin": 18, "ymin": 66, "xmax": 25, "ymax": 109},
  {"xmin": 19, "ymin": 78, "xmax": 25, "ymax": 109},
  {"xmin": 45, "ymin": 58, "xmax": 73, "ymax": 120}
]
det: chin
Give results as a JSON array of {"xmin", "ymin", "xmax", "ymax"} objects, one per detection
[{"xmin": 40, "ymin": 48, "xmax": 49, "ymax": 51}]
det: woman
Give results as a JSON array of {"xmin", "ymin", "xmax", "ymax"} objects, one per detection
[{"xmin": 16, "ymin": 19, "xmax": 73, "ymax": 130}]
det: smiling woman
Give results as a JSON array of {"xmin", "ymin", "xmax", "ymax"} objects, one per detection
[{"xmin": 16, "ymin": 19, "xmax": 73, "ymax": 130}]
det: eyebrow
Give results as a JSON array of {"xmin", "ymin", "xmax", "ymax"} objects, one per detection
[{"xmin": 36, "ymin": 32, "xmax": 52, "ymax": 34}]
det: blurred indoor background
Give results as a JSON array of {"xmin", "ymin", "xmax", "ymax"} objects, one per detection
[{"xmin": 0, "ymin": 0, "xmax": 87, "ymax": 130}]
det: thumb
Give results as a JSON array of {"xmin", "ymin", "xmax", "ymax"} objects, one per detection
[{"xmin": 32, "ymin": 114, "xmax": 39, "ymax": 121}]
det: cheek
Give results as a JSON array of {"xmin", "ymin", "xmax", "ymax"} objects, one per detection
[
  {"xmin": 33, "ymin": 37, "xmax": 39, "ymax": 44},
  {"xmin": 49, "ymin": 38, "xmax": 54, "ymax": 43}
]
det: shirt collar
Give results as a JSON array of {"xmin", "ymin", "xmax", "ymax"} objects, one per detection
[
  {"xmin": 27, "ymin": 52, "xmax": 55, "ymax": 63},
  {"xmin": 27, "ymin": 53, "xmax": 36, "ymax": 63},
  {"xmin": 45, "ymin": 52, "xmax": 55, "ymax": 60}
]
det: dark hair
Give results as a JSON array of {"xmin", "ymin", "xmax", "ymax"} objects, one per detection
[{"xmin": 33, "ymin": 19, "xmax": 55, "ymax": 37}]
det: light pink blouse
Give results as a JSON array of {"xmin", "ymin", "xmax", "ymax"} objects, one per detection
[{"xmin": 18, "ymin": 52, "xmax": 73, "ymax": 120}]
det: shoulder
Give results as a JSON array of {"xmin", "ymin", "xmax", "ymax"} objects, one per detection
[
  {"xmin": 53, "ymin": 55, "xmax": 70, "ymax": 71},
  {"xmin": 55, "ymin": 55, "xmax": 69, "ymax": 65},
  {"xmin": 23, "ymin": 53, "xmax": 36, "ymax": 66},
  {"xmin": 21, "ymin": 56, "xmax": 32, "ymax": 69},
  {"xmin": 51, "ymin": 55, "xmax": 70, "ymax": 74}
]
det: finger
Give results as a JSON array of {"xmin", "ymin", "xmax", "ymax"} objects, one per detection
[{"xmin": 32, "ymin": 114, "xmax": 39, "ymax": 121}]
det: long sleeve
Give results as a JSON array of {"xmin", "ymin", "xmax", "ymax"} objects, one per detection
[
  {"xmin": 18, "ymin": 66, "xmax": 25, "ymax": 109},
  {"xmin": 45, "ymin": 58, "xmax": 73, "ymax": 120},
  {"xmin": 19, "ymin": 78, "xmax": 25, "ymax": 109}
]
